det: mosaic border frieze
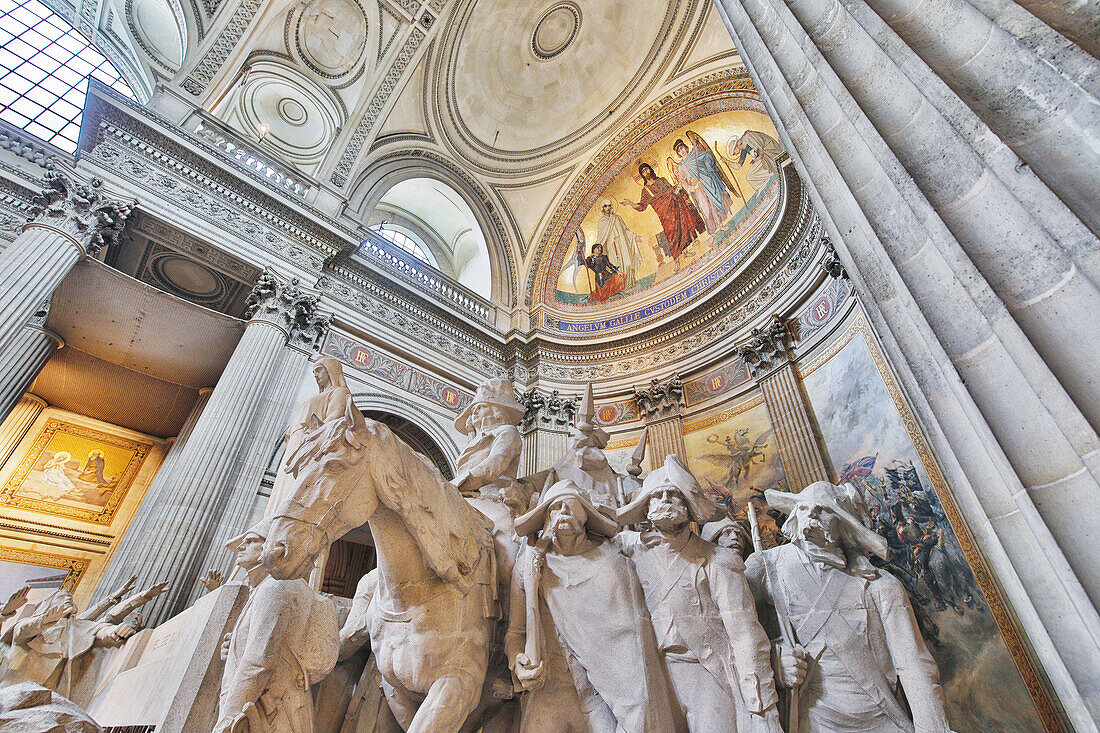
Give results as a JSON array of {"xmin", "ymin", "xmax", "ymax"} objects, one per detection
[{"xmin": 324, "ymin": 331, "xmax": 472, "ymax": 412}]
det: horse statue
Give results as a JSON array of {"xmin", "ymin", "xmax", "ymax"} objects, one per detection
[{"xmin": 258, "ymin": 357, "xmax": 497, "ymax": 733}]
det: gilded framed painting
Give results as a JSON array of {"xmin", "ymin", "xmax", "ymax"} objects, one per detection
[
  {"xmin": 0, "ymin": 545, "xmax": 87, "ymax": 605},
  {"xmin": 0, "ymin": 418, "xmax": 152, "ymax": 525}
]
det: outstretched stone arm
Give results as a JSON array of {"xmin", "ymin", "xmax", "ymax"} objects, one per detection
[
  {"xmin": 711, "ymin": 553, "xmax": 780, "ymax": 717},
  {"xmin": 79, "ymin": 575, "xmax": 137, "ymax": 620},
  {"xmin": 874, "ymin": 578, "xmax": 953, "ymax": 733},
  {"xmin": 103, "ymin": 581, "xmax": 169, "ymax": 623}
]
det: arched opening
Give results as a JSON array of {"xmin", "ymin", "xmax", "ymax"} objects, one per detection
[
  {"xmin": 346, "ymin": 154, "xmax": 516, "ymax": 308},
  {"xmin": 315, "ymin": 406, "xmax": 455, "ymax": 598},
  {"xmin": 362, "ymin": 177, "xmax": 492, "ymax": 298}
]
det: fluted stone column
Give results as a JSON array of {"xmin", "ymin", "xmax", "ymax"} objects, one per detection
[
  {"xmin": 633, "ymin": 376, "xmax": 688, "ymax": 465},
  {"xmin": 519, "ymin": 389, "xmax": 575, "ymax": 475},
  {"xmin": 0, "ymin": 301, "xmax": 62, "ymax": 423},
  {"xmin": 95, "ymin": 272, "xmax": 330, "ymax": 626},
  {"xmin": 192, "ymin": 308, "xmax": 329, "ymax": 605},
  {"xmin": 737, "ymin": 316, "xmax": 831, "ymax": 491},
  {"xmin": 0, "ymin": 170, "xmax": 130, "ymax": 356},
  {"xmin": 862, "ymin": 0, "xmax": 1100, "ymax": 236},
  {"xmin": 781, "ymin": 0, "xmax": 1100, "ymax": 432},
  {"xmin": 712, "ymin": 0, "xmax": 1100, "ymax": 724},
  {"xmin": 0, "ymin": 393, "xmax": 46, "ymax": 469},
  {"xmin": 153, "ymin": 387, "xmax": 214, "ymax": 481}
]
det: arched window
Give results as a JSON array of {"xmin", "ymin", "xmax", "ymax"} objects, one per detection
[
  {"xmin": 368, "ymin": 223, "xmax": 435, "ymax": 267},
  {"xmin": 0, "ymin": 0, "xmax": 137, "ymax": 152},
  {"xmin": 364, "ymin": 178, "xmax": 491, "ymax": 298}
]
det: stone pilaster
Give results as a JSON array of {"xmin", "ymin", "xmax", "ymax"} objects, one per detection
[
  {"xmin": 95, "ymin": 271, "xmax": 330, "ymax": 625},
  {"xmin": 0, "ymin": 169, "xmax": 130, "ymax": 356},
  {"xmin": 519, "ymin": 389, "xmax": 576, "ymax": 475},
  {"xmin": 0, "ymin": 300, "xmax": 62, "ymax": 423},
  {"xmin": 633, "ymin": 375, "xmax": 687, "ymax": 465},
  {"xmin": 714, "ymin": 0, "xmax": 1100, "ymax": 717},
  {"xmin": 737, "ymin": 316, "xmax": 831, "ymax": 491},
  {"xmin": 0, "ymin": 393, "xmax": 46, "ymax": 469}
]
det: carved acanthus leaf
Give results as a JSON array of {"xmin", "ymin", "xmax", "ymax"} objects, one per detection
[
  {"xmin": 633, "ymin": 374, "xmax": 685, "ymax": 418},
  {"xmin": 520, "ymin": 388, "xmax": 577, "ymax": 432},
  {"xmin": 736, "ymin": 315, "xmax": 794, "ymax": 379},
  {"xmin": 29, "ymin": 167, "xmax": 132, "ymax": 255},
  {"xmin": 244, "ymin": 269, "xmax": 330, "ymax": 351}
]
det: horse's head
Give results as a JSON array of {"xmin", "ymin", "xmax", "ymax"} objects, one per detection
[{"xmin": 262, "ymin": 513, "xmax": 332, "ymax": 580}]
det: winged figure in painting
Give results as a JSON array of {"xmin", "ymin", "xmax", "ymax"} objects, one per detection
[{"xmin": 701, "ymin": 428, "xmax": 773, "ymax": 490}]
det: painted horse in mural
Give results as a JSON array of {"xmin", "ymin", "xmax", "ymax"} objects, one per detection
[{"xmin": 259, "ymin": 361, "xmax": 497, "ymax": 733}]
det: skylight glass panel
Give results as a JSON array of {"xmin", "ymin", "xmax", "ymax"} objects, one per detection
[{"xmin": 0, "ymin": 0, "xmax": 136, "ymax": 152}]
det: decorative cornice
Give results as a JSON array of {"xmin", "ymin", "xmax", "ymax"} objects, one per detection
[
  {"xmin": 26, "ymin": 168, "xmax": 132, "ymax": 256},
  {"xmin": 633, "ymin": 374, "xmax": 685, "ymax": 419}
]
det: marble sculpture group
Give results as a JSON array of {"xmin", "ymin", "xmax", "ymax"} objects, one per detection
[{"xmin": 0, "ymin": 358, "xmax": 957, "ymax": 733}]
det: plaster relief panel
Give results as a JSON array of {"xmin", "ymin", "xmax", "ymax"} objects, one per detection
[
  {"xmin": 216, "ymin": 59, "xmax": 345, "ymax": 173},
  {"xmin": 292, "ymin": 0, "xmax": 369, "ymax": 79}
]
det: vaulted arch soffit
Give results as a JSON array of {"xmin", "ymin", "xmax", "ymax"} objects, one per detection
[
  {"xmin": 344, "ymin": 150, "xmax": 519, "ymax": 308},
  {"xmin": 352, "ymin": 391, "xmax": 460, "ymax": 472}
]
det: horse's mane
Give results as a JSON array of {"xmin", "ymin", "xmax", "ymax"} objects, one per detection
[
  {"xmin": 274, "ymin": 405, "xmax": 491, "ymax": 591},
  {"xmin": 365, "ymin": 420, "xmax": 491, "ymax": 591}
]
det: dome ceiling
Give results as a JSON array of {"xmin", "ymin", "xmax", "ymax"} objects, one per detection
[{"xmin": 432, "ymin": 0, "xmax": 697, "ymax": 171}]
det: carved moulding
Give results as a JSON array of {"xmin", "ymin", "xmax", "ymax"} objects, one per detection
[
  {"xmin": 315, "ymin": 269, "xmax": 509, "ymax": 380},
  {"xmin": 89, "ymin": 141, "xmax": 326, "ymax": 272},
  {"xmin": 81, "ymin": 89, "xmax": 353, "ymax": 261}
]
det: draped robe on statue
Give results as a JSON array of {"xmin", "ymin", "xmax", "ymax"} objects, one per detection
[
  {"xmin": 509, "ymin": 540, "xmax": 676, "ymax": 733},
  {"xmin": 266, "ymin": 358, "xmax": 354, "ymax": 515}
]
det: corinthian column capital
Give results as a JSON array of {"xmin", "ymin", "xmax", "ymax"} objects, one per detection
[
  {"xmin": 26, "ymin": 168, "xmax": 132, "ymax": 256},
  {"xmin": 244, "ymin": 270, "xmax": 330, "ymax": 350},
  {"xmin": 736, "ymin": 315, "xmax": 795, "ymax": 380},
  {"xmin": 290, "ymin": 308, "xmax": 332, "ymax": 353}
]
